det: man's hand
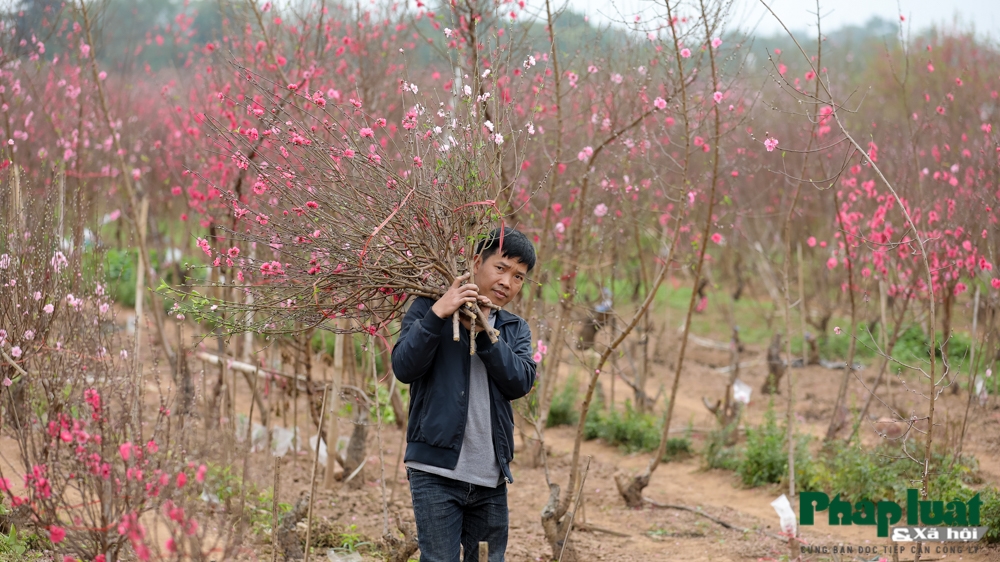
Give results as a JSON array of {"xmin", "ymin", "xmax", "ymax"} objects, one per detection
[
  {"xmin": 456, "ymin": 294, "xmax": 494, "ymax": 331},
  {"xmin": 431, "ymin": 273, "xmax": 479, "ymax": 319}
]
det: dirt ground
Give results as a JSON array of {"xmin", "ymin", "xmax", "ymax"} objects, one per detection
[
  {"xmin": 253, "ymin": 327, "xmax": 1000, "ymax": 562},
  {"xmin": 3, "ymin": 305, "xmax": 1000, "ymax": 562}
]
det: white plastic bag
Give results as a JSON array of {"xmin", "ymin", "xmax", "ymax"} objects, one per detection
[
  {"xmin": 770, "ymin": 494, "xmax": 797, "ymax": 536},
  {"xmin": 309, "ymin": 434, "xmax": 329, "ymax": 467},
  {"xmin": 271, "ymin": 427, "xmax": 300, "ymax": 457},
  {"xmin": 733, "ymin": 379, "xmax": 752, "ymax": 405},
  {"xmin": 327, "ymin": 551, "xmax": 362, "ymax": 562},
  {"xmin": 235, "ymin": 416, "xmax": 269, "ymax": 451}
]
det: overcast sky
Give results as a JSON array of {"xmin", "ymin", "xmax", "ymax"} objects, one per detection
[{"xmin": 548, "ymin": 0, "xmax": 1000, "ymax": 38}]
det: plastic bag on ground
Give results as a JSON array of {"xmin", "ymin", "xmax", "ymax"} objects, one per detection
[
  {"xmin": 307, "ymin": 435, "xmax": 352, "ymax": 467},
  {"xmin": 770, "ymin": 494, "xmax": 797, "ymax": 536},
  {"xmin": 236, "ymin": 415, "xmax": 269, "ymax": 451},
  {"xmin": 309, "ymin": 434, "xmax": 328, "ymax": 467},
  {"xmin": 271, "ymin": 426, "xmax": 300, "ymax": 457},
  {"xmin": 327, "ymin": 550, "xmax": 363, "ymax": 562},
  {"xmin": 732, "ymin": 379, "xmax": 752, "ymax": 405}
]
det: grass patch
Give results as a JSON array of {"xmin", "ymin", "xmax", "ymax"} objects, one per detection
[
  {"xmin": 90, "ymin": 247, "xmax": 205, "ymax": 310},
  {"xmin": 585, "ymin": 400, "xmax": 659, "ymax": 453},
  {"xmin": 202, "ymin": 463, "xmax": 291, "ymax": 538},
  {"xmin": 0, "ymin": 525, "xmax": 43, "ymax": 561},
  {"xmin": 702, "ymin": 426, "xmax": 742, "ymax": 472},
  {"xmin": 735, "ymin": 404, "xmax": 814, "ymax": 490},
  {"xmin": 301, "ymin": 521, "xmax": 381, "ymax": 557},
  {"xmin": 807, "ymin": 441, "xmax": 980, "ymax": 505},
  {"xmin": 979, "ymin": 486, "xmax": 1000, "ymax": 544},
  {"xmin": 584, "ymin": 400, "xmax": 692, "ymax": 460},
  {"xmin": 699, "ymin": 408, "xmax": 989, "ymax": 519}
]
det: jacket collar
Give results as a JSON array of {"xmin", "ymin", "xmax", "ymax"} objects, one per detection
[{"xmin": 493, "ymin": 307, "xmax": 522, "ymax": 328}]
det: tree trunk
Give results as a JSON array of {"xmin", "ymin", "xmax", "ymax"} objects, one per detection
[
  {"xmin": 761, "ymin": 332, "xmax": 786, "ymax": 395},
  {"xmin": 540, "ymin": 484, "xmax": 577, "ymax": 562},
  {"xmin": 342, "ymin": 415, "xmax": 368, "ymax": 489}
]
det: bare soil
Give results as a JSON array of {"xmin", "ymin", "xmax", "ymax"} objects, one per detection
[
  {"xmin": 259, "ymin": 324, "xmax": 1000, "ymax": 562},
  {"xmin": 3, "ymin": 306, "xmax": 1000, "ymax": 562}
]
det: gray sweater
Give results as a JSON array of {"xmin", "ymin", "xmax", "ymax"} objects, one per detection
[{"xmin": 406, "ymin": 311, "xmax": 502, "ymax": 487}]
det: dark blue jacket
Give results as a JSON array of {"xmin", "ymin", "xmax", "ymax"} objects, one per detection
[{"xmin": 391, "ymin": 296, "xmax": 535, "ymax": 483}]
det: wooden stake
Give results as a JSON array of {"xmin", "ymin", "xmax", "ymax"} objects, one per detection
[
  {"xmin": 230, "ymin": 342, "xmax": 238, "ymax": 442},
  {"xmin": 303, "ymin": 385, "xmax": 329, "ymax": 562},
  {"xmin": 271, "ymin": 457, "xmax": 281, "ymax": 562},
  {"xmin": 479, "ymin": 541, "xmax": 489, "ymax": 562},
  {"xmin": 797, "ymin": 242, "xmax": 808, "ymax": 366},
  {"xmin": 325, "ymin": 321, "xmax": 345, "ymax": 488},
  {"xmin": 369, "ymin": 336, "xmax": 390, "ymax": 536},
  {"xmin": 610, "ymin": 351, "xmax": 617, "ymax": 414},
  {"xmin": 280, "ymin": 349, "xmax": 288, "ymax": 436},
  {"xmin": 132, "ymin": 194, "xmax": 149, "ymax": 428},
  {"xmin": 881, "ymin": 281, "xmax": 893, "ymax": 407},
  {"xmin": 236, "ymin": 353, "xmax": 261, "ymax": 541},
  {"xmin": 243, "ymin": 243, "xmax": 257, "ymax": 363},
  {"xmin": 293, "ymin": 340, "xmax": 300, "ymax": 467}
]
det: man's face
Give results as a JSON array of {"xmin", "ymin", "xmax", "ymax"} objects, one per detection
[{"xmin": 473, "ymin": 251, "xmax": 529, "ymax": 308}]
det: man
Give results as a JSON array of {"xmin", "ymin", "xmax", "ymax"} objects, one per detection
[{"xmin": 392, "ymin": 227, "xmax": 537, "ymax": 562}]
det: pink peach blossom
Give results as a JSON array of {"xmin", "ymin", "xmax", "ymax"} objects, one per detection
[{"xmin": 49, "ymin": 525, "xmax": 66, "ymax": 544}]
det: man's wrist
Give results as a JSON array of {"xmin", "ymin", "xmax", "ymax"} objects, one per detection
[
  {"xmin": 431, "ymin": 301, "xmax": 449, "ymax": 319},
  {"xmin": 421, "ymin": 304, "xmax": 449, "ymax": 331}
]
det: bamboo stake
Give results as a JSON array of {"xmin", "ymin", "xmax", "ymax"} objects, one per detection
[
  {"xmin": 303, "ymin": 385, "xmax": 329, "ymax": 562},
  {"xmin": 57, "ymin": 163, "xmax": 65, "ymax": 244},
  {"xmin": 10, "ymin": 163, "xmax": 23, "ymax": 234},
  {"xmin": 195, "ymin": 351, "xmax": 310, "ymax": 385},
  {"xmin": 371, "ymin": 335, "xmax": 390, "ymax": 536},
  {"xmin": 243, "ymin": 243, "xmax": 257, "ymax": 363},
  {"xmin": 293, "ymin": 337, "xmax": 301, "ymax": 468},
  {"xmin": 955, "ymin": 285, "xmax": 982, "ymax": 459},
  {"xmin": 271, "ymin": 457, "xmax": 281, "ymax": 562},
  {"xmin": 325, "ymin": 321, "xmax": 345, "ymax": 488},
  {"xmin": 971, "ymin": 285, "xmax": 979, "ymax": 385},
  {"xmin": 237, "ymin": 354, "xmax": 261, "ymax": 541},
  {"xmin": 131, "ymin": 195, "xmax": 149, "ymax": 430},
  {"xmin": 230, "ymin": 342, "xmax": 238, "ymax": 443},
  {"xmin": 797, "ymin": 242, "xmax": 808, "ymax": 366}
]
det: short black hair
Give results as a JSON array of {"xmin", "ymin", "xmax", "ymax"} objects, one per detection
[{"xmin": 475, "ymin": 227, "xmax": 536, "ymax": 272}]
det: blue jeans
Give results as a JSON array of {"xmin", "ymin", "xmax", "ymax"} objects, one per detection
[{"xmin": 407, "ymin": 468, "xmax": 508, "ymax": 562}]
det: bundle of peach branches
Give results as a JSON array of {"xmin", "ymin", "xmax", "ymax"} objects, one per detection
[{"xmin": 176, "ymin": 60, "xmax": 530, "ymax": 346}]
